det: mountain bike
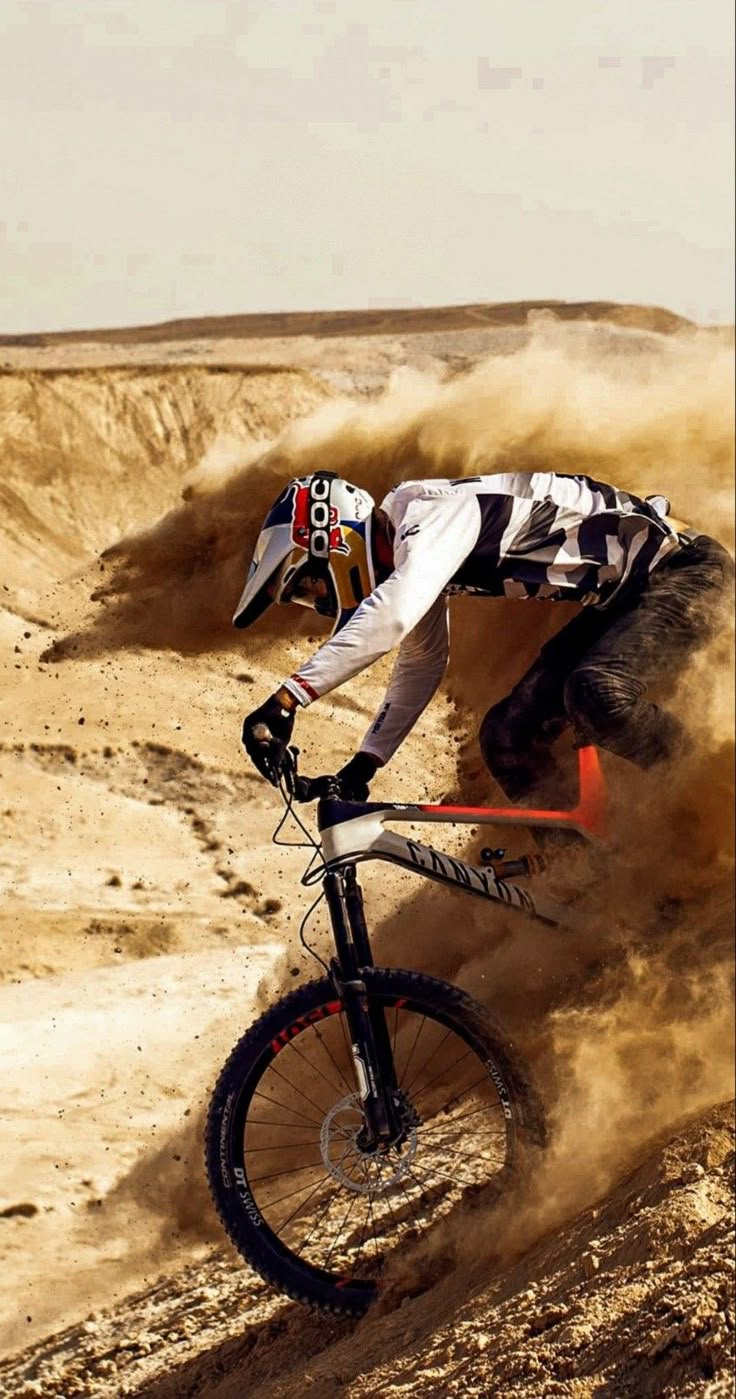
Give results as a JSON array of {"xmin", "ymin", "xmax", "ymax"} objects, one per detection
[{"xmin": 205, "ymin": 744, "xmax": 607, "ymax": 1315}]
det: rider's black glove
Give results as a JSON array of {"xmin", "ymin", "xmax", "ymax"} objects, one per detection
[
  {"xmin": 242, "ymin": 695, "xmax": 295, "ymax": 785},
  {"xmin": 337, "ymin": 752, "xmax": 380, "ymax": 800},
  {"xmin": 293, "ymin": 752, "xmax": 380, "ymax": 802}
]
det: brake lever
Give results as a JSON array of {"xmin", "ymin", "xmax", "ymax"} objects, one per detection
[
  {"xmin": 280, "ymin": 745, "xmax": 299, "ymax": 797},
  {"xmin": 281, "ymin": 746, "xmax": 319, "ymax": 802}
]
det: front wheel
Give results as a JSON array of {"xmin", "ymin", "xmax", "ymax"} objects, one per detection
[{"xmin": 205, "ymin": 967, "xmax": 544, "ymax": 1315}]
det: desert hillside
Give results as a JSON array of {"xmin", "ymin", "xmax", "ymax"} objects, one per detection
[
  {"xmin": 0, "ymin": 304, "xmax": 733, "ymax": 1396},
  {"xmin": 0, "ymin": 297, "xmax": 700, "ymax": 348}
]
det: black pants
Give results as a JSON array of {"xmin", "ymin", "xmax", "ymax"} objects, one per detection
[{"xmin": 479, "ymin": 535, "xmax": 734, "ymax": 802}]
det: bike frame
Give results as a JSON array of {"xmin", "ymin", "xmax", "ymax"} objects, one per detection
[
  {"xmin": 312, "ymin": 744, "xmax": 606, "ymax": 931},
  {"xmin": 303, "ymin": 746, "xmax": 607, "ymax": 1148}
]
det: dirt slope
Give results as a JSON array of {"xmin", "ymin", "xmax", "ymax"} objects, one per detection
[
  {"xmin": 1, "ymin": 1102, "xmax": 732, "ymax": 1398},
  {"xmin": 0, "ymin": 363, "xmax": 329, "ymax": 602},
  {"xmin": 0, "ymin": 307, "xmax": 733, "ymax": 1393}
]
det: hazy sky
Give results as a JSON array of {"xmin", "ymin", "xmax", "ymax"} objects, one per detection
[{"xmin": 1, "ymin": 0, "xmax": 733, "ymax": 333}]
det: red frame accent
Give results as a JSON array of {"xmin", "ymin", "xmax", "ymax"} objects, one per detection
[{"xmin": 418, "ymin": 745, "xmax": 608, "ymax": 840}]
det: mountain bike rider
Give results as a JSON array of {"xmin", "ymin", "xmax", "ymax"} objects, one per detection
[{"xmin": 236, "ymin": 472, "xmax": 733, "ymax": 803}]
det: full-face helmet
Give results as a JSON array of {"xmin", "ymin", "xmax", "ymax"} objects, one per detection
[{"xmin": 233, "ymin": 472, "xmax": 376, "ymax": 636}]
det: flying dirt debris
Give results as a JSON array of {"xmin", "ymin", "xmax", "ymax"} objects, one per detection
[{"xmin": 0, "ymin": 303, "xmax": 733, "ymax": 1397}]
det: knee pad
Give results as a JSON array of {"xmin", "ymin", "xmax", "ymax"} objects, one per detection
[{"xmin": 564, "ymin": 665, "xmax": 644, "ymax": 733}]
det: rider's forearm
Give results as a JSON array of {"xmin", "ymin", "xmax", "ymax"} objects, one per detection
[
  {"xmin": 279, "ymin": 577, "xmax": 432, "ymax": 708},
  {"xmin": 358, "ymin": 597, "xmax": 449, "ymax": 763},
  {"xmin": 358, "ymin": 664, "xmax": 447, "ymax": 764}
]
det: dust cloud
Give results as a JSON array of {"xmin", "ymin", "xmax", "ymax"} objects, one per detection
[
  {"xmin": 380, "ymin": 937, "xmax": 734, "ymax": 1308},
  {"xmin": 60, "ymin": 317, "xmax": 732, "ymax": 683}
]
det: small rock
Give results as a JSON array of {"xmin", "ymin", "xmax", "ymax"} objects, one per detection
[
  {"xmin": 648, "ymin": 1323, "xmax": 680, "ymax": 1358},
  {"xmin": 530, "ymin": 1304, "xmax": 568, "ymax": 1334},
  {"xmin": 582, "ymin": 1252, "xmax": 601, "ymax": 1279},
  {"xmin": 684, "ymin": 1163, "xmax": 705, "ymax": 1182},
  {"xmin": 0, "ymin": 1202, "xmax": 38, "ymax": 1219}
]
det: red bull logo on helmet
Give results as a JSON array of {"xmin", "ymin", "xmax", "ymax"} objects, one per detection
[{"xmin": 290, "ymin": 481, "xmax": 350, "ymax": 558}]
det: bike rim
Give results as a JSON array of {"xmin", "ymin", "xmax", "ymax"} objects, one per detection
[{"xmin": 224, "ymin": 987, "xmax": 514, "ymax": 1297}]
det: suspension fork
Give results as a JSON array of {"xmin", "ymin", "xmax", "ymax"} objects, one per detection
[
  {"xmin": 324, "ymin": 866, "xmax": 401, "ymax": 1148},
  {"xmin": 343, "ymin": 867, "xmax": 400, "ymax": 1098}
]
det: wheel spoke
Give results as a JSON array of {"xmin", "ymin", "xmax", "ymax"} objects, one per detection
[
  {"xmin": 396, "ymin": 1174, "xmax": 428, "ymax": 1238},
  {"xmin": 346, "ymin": 1168, "xmax": 373, "ymax": 1277},
  {"xmin": 284, "ymin": 1034, "xmax": 347, "ymax": 1100},
  {"xmin": 252, "ymin": 1088, "xmax": 323, "ymax": 1129},
  {"xmin": 414, "ymin": 1074, "xmax": 494, "ymax": 1117},
  {"xmin": 402, "ymin": 1025, "xmax": 453, "ymax": 1096},
  {"xmin": 246, "ymin": 1140, "xmax": 323, "ymax": 1153},
  {"xmin": 322, "ymin": 1193, "xmax": 362, "ymax": 1270},
  {"xmin": 245, "ymin": 1118, "xmax": 322, "ymax": 1132},
  {"xmin": 268, "ymin": 1062, "xmax": 334, "ymax": 1121},
  {"xmin": 364, "ymin": 1165, "xmax": 382, "ymax": 1262},
  {"xmin": 311, "ymin": 1022, "xmax": 355, "ymax": 1097},
  {"xmin": 397, "ymin": 1013, "xmax": 428, "ymax": 1087},
  {"xmin": 249, "ymin": 1158, "xmax": 324, "ymax": 1185},
  {"xmin": 263, "ymin": 1172, "xmax": 333, "ymax": 1213},
  {"xmin": 407, "ymin": 1157, "xmax": 480, "ymax": 1191},
  {"xmin": 419, "ymin": 1100, "xmax": 506, "ymax": 1133},
  {"xmin": 408, "ymin": 1047, "xmax": 476, "ymax": 1104},
  {"xmin": 421, "ymin": 1140, "xmax": 504, "ymax": 1167},
  {"xmin": 278, "ymin": 1173, "xmax": 334, "ymax": 1232},
  {"xmin": 297, "ymin": 1181, "xmax": 344, "ymax": 1256}
]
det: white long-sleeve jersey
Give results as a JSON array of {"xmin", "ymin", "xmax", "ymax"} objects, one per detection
[{"xmin": 282, "ymin": 473, "xmax": 680, "ymax": 765}]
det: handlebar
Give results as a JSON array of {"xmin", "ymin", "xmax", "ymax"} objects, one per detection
[{"xmin": 281, "ymin": 747, "xmax": 342, "ymax": 803}]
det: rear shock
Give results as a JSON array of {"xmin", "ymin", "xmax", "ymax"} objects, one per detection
[{"xmin": 480, "ymin": 850, "xmax": 547, "ymax": 879}]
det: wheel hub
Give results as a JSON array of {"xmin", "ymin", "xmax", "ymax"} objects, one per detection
[{"xmin": 320, "ymin": 1093, "xmax": 419, "ymax": 1195}]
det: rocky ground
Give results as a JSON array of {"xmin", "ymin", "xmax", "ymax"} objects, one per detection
[{"xmin": 2, "ymin": 1103, "xmax": 732, "ymax": 1398}]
